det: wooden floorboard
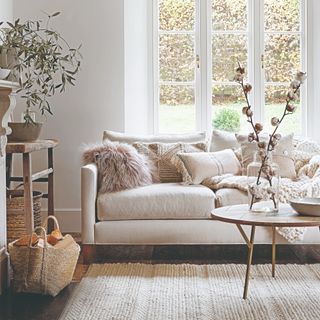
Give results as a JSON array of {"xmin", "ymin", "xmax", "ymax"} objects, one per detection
[
  {"xmin": 1, "ymin": 244, "xmax": 320, "ymax": 320},
  {"xmin": 0, "ymin": 284, "xmax": 77, "ymax": 320}
]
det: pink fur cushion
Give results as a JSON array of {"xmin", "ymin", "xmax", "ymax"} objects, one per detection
[{"xmin": 82, "ymin": 142, "xmax": 157, "ymax": 193}]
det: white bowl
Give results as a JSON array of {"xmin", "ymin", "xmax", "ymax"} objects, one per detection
[
  {"xmin": 0, "ymin": 68, "xmax": 11, "ymax": 80},
  {"xmin": 290, "ymin": 198, "xmax": 320, "ymax": 216}
]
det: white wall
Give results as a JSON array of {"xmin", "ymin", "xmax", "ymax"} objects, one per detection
[
  {"xmin": 13, "ymin": 0, "xmax": 127, "ymax": 231},
  {"xmin": 124, "ymin": 0, "xmax": 151, "ymax": 134},
  {"xmin": 0, "ymin": 0, "xmax": 13, "ymax": 22},
  {"xmin": 308, "ymin": 0, "xmax": 320, "ymax": 141}
]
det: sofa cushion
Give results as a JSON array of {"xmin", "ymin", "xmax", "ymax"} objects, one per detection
[
  {"xmin": 175, "ymin": 149, "xmax": 241, "ymax": 185},
  {"xmin": 82, "ymin": 142, "xmax": 156, "ymax": 193},
  {"xmin": 103, "ymin": 130, "xmax": 206, "ymax": 144},
  {"xmin": 97, "ymin": 183, "xmax": 215, "ymax": 221},
  {"xmin": 210, "ymin": 129, "xmax": 239, "ymax": 152},
  {"xmin": 215, "ymin": 188, "xmax": 247, "ymax": 208},
  {"xmin": 236, "ymin": 133, "xmax": 296, "ymax": 179},
  {"xmin": 133, "ymin": 142, "xmax": 208, "ymax": 183}
]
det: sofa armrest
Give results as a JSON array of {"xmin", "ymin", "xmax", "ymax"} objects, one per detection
[{"xmin": 81, "ymin": 163, "xmax": 98, "ymax": 244}]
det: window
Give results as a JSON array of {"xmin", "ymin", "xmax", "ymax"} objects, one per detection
[
  {"xmin": 153, "ymin": 0, "xmax": 306, "ymax": 135},
  {"xmin": 211, "ymin": 0, "xmax": 249, "ymax": 133},
  {"xmin": 155, "ymin": 0, "xmax": 198, "ymax": 133},
  {"xmin": 263, "ymin": 0, "xmax": 304, "ymax": 134}
]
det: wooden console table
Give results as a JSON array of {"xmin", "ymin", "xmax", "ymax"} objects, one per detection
[{"xmin": 6, "ymin": 139, "xmax": 58, "ymax": 233}]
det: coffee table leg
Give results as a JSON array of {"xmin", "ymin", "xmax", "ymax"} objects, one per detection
[
  {"xmin": 272, "ymin": 226, "xmax": 276, "ymax": 278},
  {"xmin": 243, "ymin": 226, "xmax": 256, "ymax": 299}
]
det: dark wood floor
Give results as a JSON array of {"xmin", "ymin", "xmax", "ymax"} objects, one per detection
[{"xmin": 1, "ymin": 244, "xmax": 320, "ymax": 320}]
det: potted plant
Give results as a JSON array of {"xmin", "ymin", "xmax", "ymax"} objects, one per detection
[{"xmin": 0, "ymin": 13, "xmax": 82, "ymax": 141}]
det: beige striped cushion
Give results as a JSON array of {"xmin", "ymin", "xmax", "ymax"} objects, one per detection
[
  {"xmin": 133, "ymin": 142, "xmax": 208, "ymax": 183},
  {"xmin": 175, "ymin": 150, "xmax": 241, "ymax": 185}
]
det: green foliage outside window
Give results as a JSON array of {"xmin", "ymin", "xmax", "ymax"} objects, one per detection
[
  {"xmin": 212, "ymin": 108, "xmax": 240, "ymax": 132},
  {"xmin": 159, "ymin": 0, "xmax": 301, "ymax": 105}
]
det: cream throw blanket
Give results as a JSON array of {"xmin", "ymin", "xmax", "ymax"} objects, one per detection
[{"xmin": 203, "ymin": 147, "xmax": 320, "ymax": 243}]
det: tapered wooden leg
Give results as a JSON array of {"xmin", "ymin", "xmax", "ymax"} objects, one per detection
[
  {"xmin": 243, "ymin": 226, "xmax": 256, "ymax": 299},
  {"xmin": 272, "ymin": 226, "xmax": 276, "ymax": 278},
  {"xmin": 6, "ymin": 154, "xmax": 12, "ymax": 189},
  {"xmin": 23, "ymin": 153, "xmax": 33, "ymax": 233},
  {"xmin": 47, "ymin": 148, "xmax": 54, "ymax": 232}
]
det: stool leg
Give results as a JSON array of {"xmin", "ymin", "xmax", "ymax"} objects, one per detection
[
  {"xmin": 23, "ymin": 153, "xmax": 33, "ymax": 233},
  {"xmin": 48, "ymin": 148, "xmax": 54, "ymax": 232},
  {"xmin": 6, "ymin": 154, "xmax": 12, "ymax": 189}
]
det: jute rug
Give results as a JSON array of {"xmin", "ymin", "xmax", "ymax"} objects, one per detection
[{"xmin": 60, "ymin": 263, "xmax": 320, "ymax": 320}]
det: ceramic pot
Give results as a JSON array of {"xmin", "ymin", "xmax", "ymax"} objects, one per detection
[{"xmin": 8, "ymin": 122, "xmax": 43, "ymax": 142}]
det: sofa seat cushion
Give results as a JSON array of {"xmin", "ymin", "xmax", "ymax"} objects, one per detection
[
  {"xmin": 97, "ymin": 183, "xmax": 215, "ymax": 221},
  {"xmin": 215, "ymin": 188, "xmax": 247, "ymax": 208}
]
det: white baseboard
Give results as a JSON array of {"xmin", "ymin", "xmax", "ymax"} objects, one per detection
[{"xmin": 42, "ymin": 209, "xmax": 81, "ymax": 233}]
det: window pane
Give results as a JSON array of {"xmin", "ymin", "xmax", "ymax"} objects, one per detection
[
  {"xmin": 264, "ymin": 84, "xmax": 301, "ymax": 134},
  {"xmin": 264, "ymin": 34, "xmax": 300, "ymax": 83},
  {"xmin": 212, "ymin": 0, "xmax": 247, "ymax": 31},
  {"xmin": 159, "ymin": 34, "xmax": 195, "ymax": 82},
  {"xmin": 159, "ymin": 0, "xmax": 195, "ymax": 31},
  {"xmin": 212, "ymin": 85, "xmax": 247, "ymax": 133},
  {"xmin": 159, "ymin": 85, "xmax": 196, "ymax": 133},
  {"xmin": 264, "ymin": 0, "xmax": 300, "ymax": 32},
  {"xmin": 212, "ymin": 35, "xmax": 248, "ymax": 82}
]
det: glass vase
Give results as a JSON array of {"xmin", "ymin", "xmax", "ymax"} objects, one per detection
[{"xmin": 247, "ymin": 151, "xmax": 280, "ymax": 214}]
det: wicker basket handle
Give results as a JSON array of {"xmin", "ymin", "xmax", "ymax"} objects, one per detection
[
  {"xmin": 42, "ymin": 215, "xmax": 61, "ymax": 231},
  {"xmin": 30, "ymin": 226, "xmax": 47, "ymax": 248}
]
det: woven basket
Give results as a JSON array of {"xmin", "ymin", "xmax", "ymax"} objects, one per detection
[
  {"xmin": 8, "ymin": 216, "xmax": 80, "ymax": 297},
  {"xmin": 6, "ymin": 190, "xmax": 43, "ymax": 243}
]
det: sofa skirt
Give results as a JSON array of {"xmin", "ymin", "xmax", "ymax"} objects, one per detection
[{"xmin": 92, "ymin": 220, "xmax": 320, "ymax": 245}]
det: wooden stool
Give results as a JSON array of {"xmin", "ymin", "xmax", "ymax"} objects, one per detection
[{"xmin": 6, "ymin": 139, "xmax": 58, "ymax": 233}]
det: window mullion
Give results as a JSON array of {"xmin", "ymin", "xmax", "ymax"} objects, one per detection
[
  {"xmin": 250, "ymin": 0, "xmax": 264, "ymax": 127},
  {"xmin": 195, "ymin": 0, "xmax": 202, "ymax": 132},
  {"xmin": 152, "ymin": 0, "xmax": 159, "ymax": 134},
  {"xmin": 301, "ymin": 0, "xmax": 308, "ymax": 137},
  {"xmin": 259, "ymin": 0, "xmax": 265, "ymax": 126},
  {"xmin": 198, "ymin": 0, "xmax": 212, "ymax": 133}
]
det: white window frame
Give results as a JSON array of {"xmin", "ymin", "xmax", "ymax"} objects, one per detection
[
  {"xmin": 152, "ymin": 0, "xmax": 201, "ymax": 134},
  {"xmin": 258, "ymin": 0, "xmax": 307, "ymax": 136},
  {"xmin": 152, "ymin": 0, "xmax": 308, "ymax": 136}
]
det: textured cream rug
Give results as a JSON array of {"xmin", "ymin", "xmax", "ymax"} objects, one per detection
[{"xmin": 60, "ymin": 263, "xmax": 320, "ymax": 320}]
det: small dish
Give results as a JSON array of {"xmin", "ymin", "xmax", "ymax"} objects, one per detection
[
  {"xmin": 289, "ymin": 198, "xmax": 320, "ymax": 217},
  {"xmin": 0, "ymin": 68, "xmax": 11, "ymax": 80}
]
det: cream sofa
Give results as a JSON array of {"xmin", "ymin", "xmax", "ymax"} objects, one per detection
[{"xmin": 81, "ymin": 131, "xmax": 320, "ymax": 253}]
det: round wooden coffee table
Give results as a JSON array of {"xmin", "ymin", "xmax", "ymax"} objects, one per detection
[{"xmin": 211, "ymin": 203, "xmax": 320, "ymax": 299}]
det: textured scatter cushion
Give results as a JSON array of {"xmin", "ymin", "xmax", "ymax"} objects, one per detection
[
  {"xmin": 174, "ymin": 149, "xmax": 241, "ymax": 185},
  {"xmin": 103, "ymin": 130, "xmax": 207, "ymax": 144},
  {"xmin": 210, "ymin": 129, "xmax": 239, "ymax": 152},
  {"xmin": 295, "ymin": 138, "xmax": 320, "ymax": 154},
  {"xmin": 133, "ymin": 142, "xmax": 208, "ymax": 183},
  {"xmin": 236, "ymin": 133, "xmax": 296, "ymax": 179},
  {"xmin": 82, "ymin": 142, "xmax": 156, "ymax": 193}
]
